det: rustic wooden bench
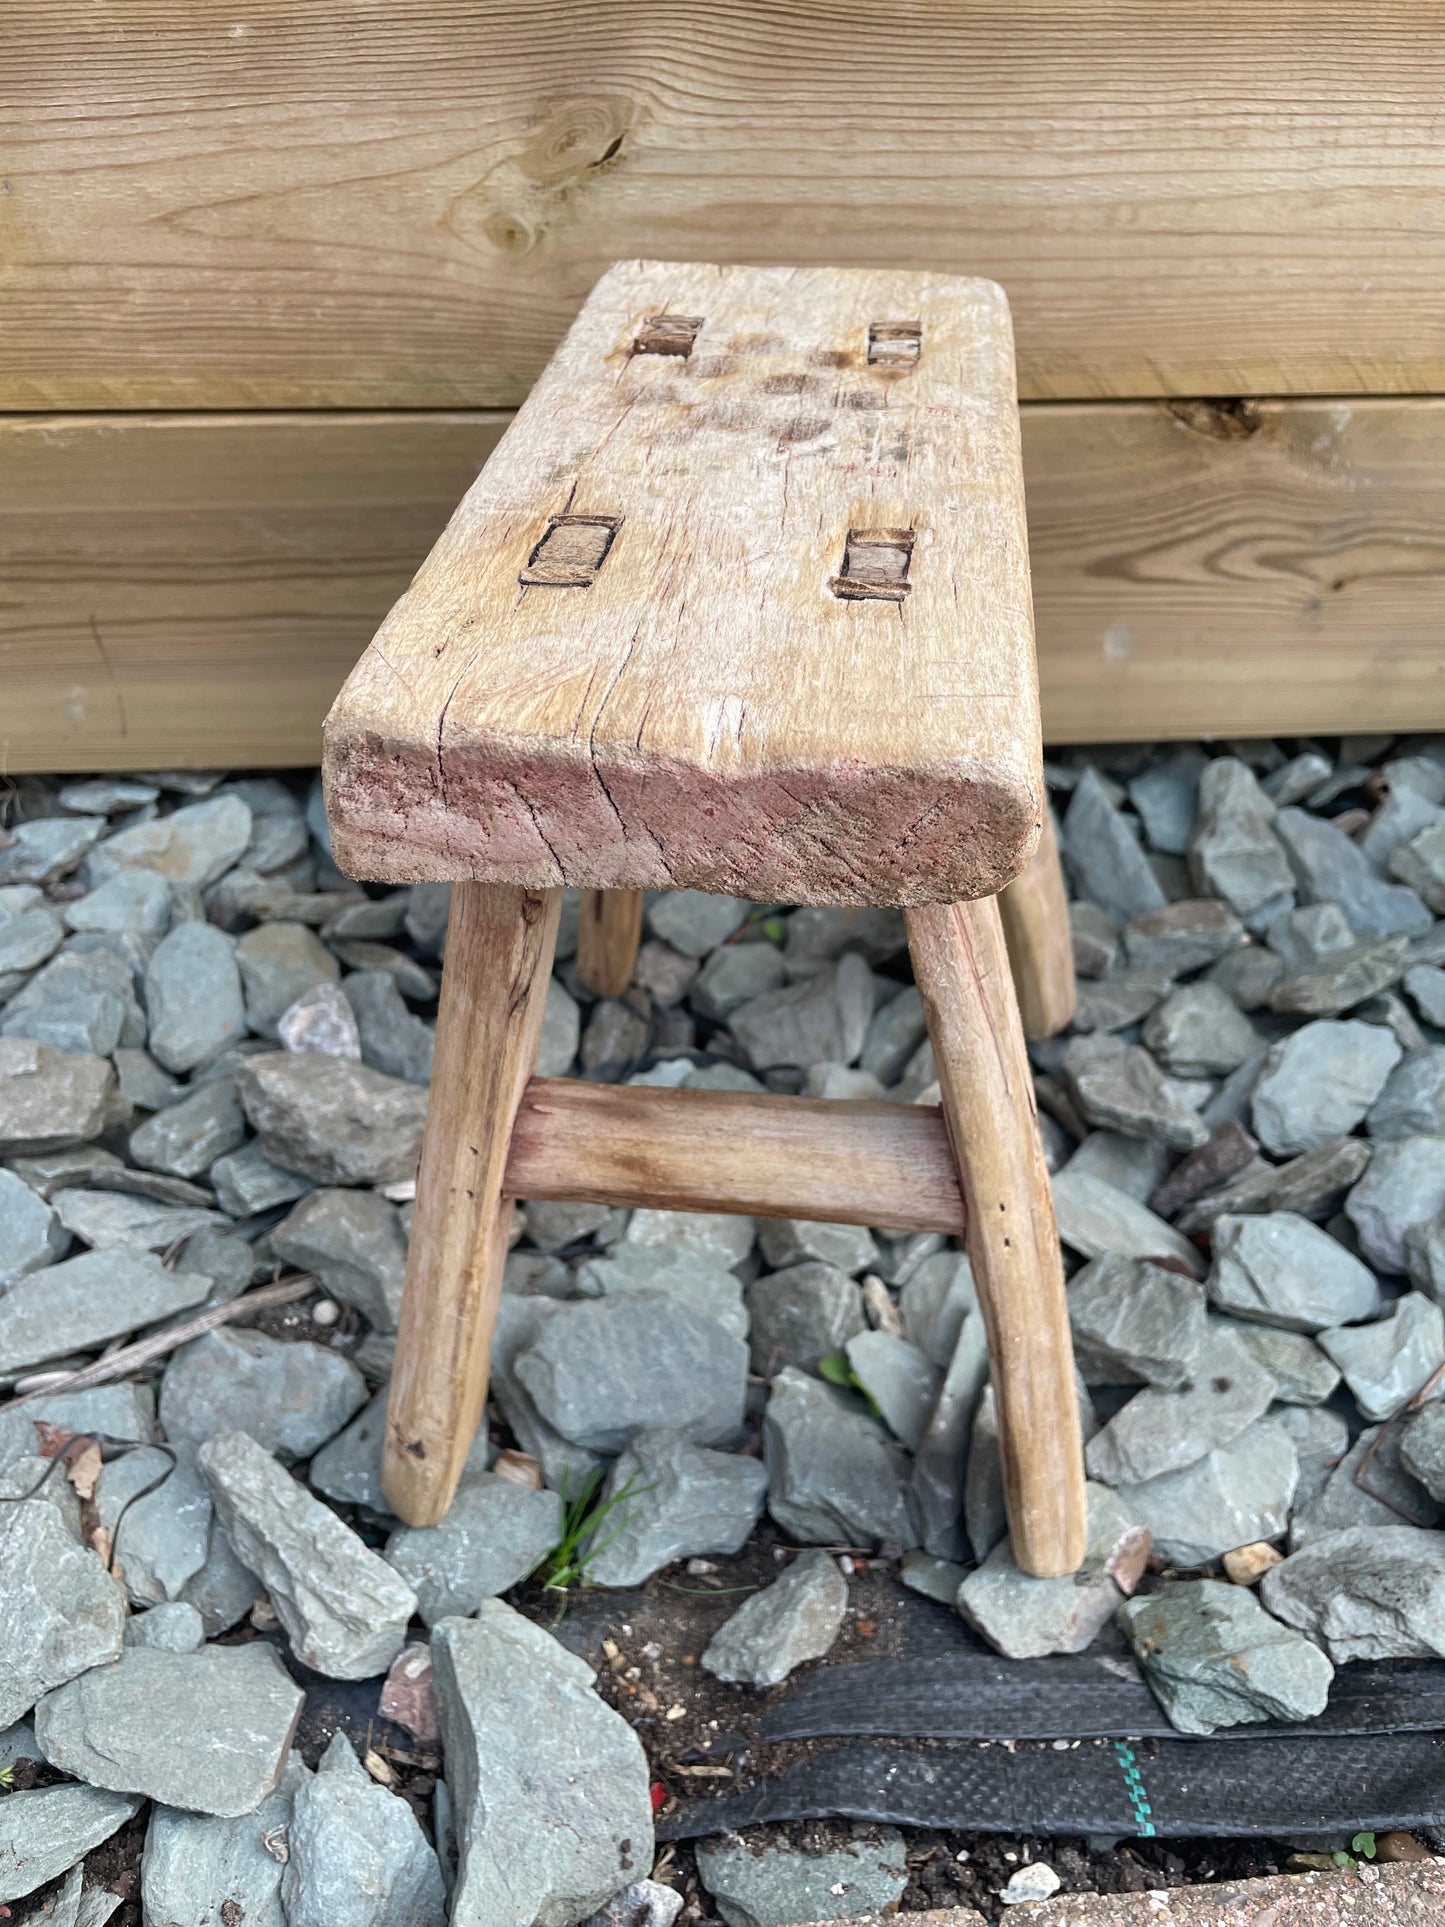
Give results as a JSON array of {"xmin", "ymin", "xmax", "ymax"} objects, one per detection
[{"xmin": 324, "ymin": 260, "xmax": 1086, "ymax": 1577}]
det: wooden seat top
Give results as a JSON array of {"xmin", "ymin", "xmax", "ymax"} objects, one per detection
[{"xmin": 324, "ymin": 260, "xmax": 1043, "ymax": 906}]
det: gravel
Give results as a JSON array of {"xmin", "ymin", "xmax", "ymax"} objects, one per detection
[
  {"xmin": 0, "ymin": 1500, "xmax": 125, "ymax": 1727},
  {"xmin": 513, "ymin": 1294, "xmax": 749, "ymax": 1455},
  {"xmin": 701, "ymin": 1548, "xmax": 848, "ymax": 1685},
  {"xmin": 0, "ymin": 1248, "xmax": 212, "ymax": 1376},
  {"xmin": 844, "ymin": 1329, "xmax": 943, "ymax": 1450},
  {"xmin": 1317, "ymin": 1291, "xmax": 1445, "ymax": 1420},
  {"xmin": 96, "ymin": 1445, "xmax": 213, "ymax": 1607},
  {"xmin": 199, "ymin": 1430, "xmax": 417, "ymax": 1679},
  {"xmin": 160, "ymin": 1327, "xmax": 367, "ymax": 1460},
  {"xmin": 1064, "ymin": 1033, "xmax": 1211, "ymax": 1151},
  {"xmin": 385, "ymin": 1473, "xmax": 563, "ymax": 1623},
  {"xmin": 575, "ymin": 1244, "xmax": 750, "ymax": 1344},
  {"xmin": 1289, "ymin": 1423, "xmax": 1443, "ymax": 1545},
  {"xmin": 581, "ymin": 1428, "xmax": 768, "ymax": 1588},
  {"xmin": 270, "ymin": 1186, "xmax": 408, "ymax": 1330},
  {"xmin": 6, "ymin": 733, "xmax": 1445, "ymax": 1841},
  {"xmin": 747, "ymin": 1262, "xmax": 867, "ymax": 1376},
  {"xmin": 1122, "ymin": 898, "xmax": 1244, "ymax": 975},
  {"xmin": 1107, "ymin": 1417, "xmax": 1300, "ymax": 1567},
  {"xmin": 83, "ymin": 796, "xmax": 252, "ymax": 890},
  {"xmin": 1118, "ymin": 1579, "xmax": 1333, "ymax": 1735},
  {"xmin": 910, "ymin": 1310, "xmax": 990, "ymax": 1561},
  {"xmin": 1401, "ymin": 1403, "xmax": 1445, "ymax": 1501},
  {"xmin": 729, "ymin": 954, "xmax": 874, "ymax": 1071},
  {"xmin": 1188, "ymin": 757, "xmax": 1294, "ymax": 926},
  {"xmin": 236, "ymin": 1051, "xmax": 428, "ymax": 1186},
  {"xmin": 1051, "ymin": 1168, "xmax": 1205, "ymax": 1276},
  {"xmin": 0, "ymin": 1784, "xmax": 142, "ymax": 1906},
  {"xmin": 145, "ymin": 922, "xmax": 246, "ymax": 1073},
  {"xmin": 696, "ymin": 1828, "xmax": 907, "ymax": 1927},
  {"xmin": 1207, "ymin": 1210, "xmax": 1381, "ymax": 1330},
  {"xmin": 1260, "ymin": 1525, "xmax": 1445, "ymax": 1661},
  {"xmin": 1142, "ymin": 982, "xmax": 1259, "ymax": 1078},
  {"xmin": 957, "ymin": 1483, "xmax": 1149, "ymax": 1659},
  {"xmin": 1251, "ymin": 1020, "xmax": 1403, "ymax": 1156},
  {"xmin": 1084, "ymin": 1325, "xmax": 1279, "ymax": 1485},
  {"xmin": 1345, "ymin": 1133, "xmax": 1445, "ymax": 1272},
  {"xmin": 34, "ymin": 1642, "xmax": 303, "ymax": 1817},
  {"xmin": 128, "ymin": 1078, "xmax": 247, "ymax": 1179},
  {"xmin": 764, "ymin": 1366, "xmax": 919, "ymax": 1549},
  {"xmin": 140, "ymin": 1754, "xmax": 307, "ymax": 1927},
  {"xmin": 1066, "ymin": 1255, "xmax": 1209, "ymax": 1389},
  {"xmin": 283, "ymin": 1731, "xmax": 446, "ymax": 1927},
  {"xmin": 0, "ymin": 1038, "xmax": 116, "ymax": 1154},
  {"xmin": 430, "ymin": 1601, "xmax": 654, "ymax": 1927},
  {"xmin": 0, "ymin": 1166, "xmax": 68, "ymax": 1278}
]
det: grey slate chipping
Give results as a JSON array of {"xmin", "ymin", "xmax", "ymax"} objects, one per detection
[
  {"xmin": 34, "ymin": 1642, "xmax": 303, "ymax": 1818},
  {"xmin": 581, "ymin": 1429, "xmax": 768, "ymax": 1589},
  {"xmin": 430, "ymin": 1601, "xmax": 654, "ymax": 1927},
  {"xmin": 701, "ymin": 1549, "xmax": 848, "ymax": 1685},
  {"xmin": 199, "ymin": 1430, "xmax": 417, "ymax": 1680}
]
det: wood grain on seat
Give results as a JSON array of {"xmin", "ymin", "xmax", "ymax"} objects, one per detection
[{"xmin": 324, "ymin": 260, "xmax": 1043, "ymax": 905}]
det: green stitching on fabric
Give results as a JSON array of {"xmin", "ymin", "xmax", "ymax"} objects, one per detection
[{"xmin": 1113, "ymin": 1741, "xmax": 1157, "ymax": 1837}]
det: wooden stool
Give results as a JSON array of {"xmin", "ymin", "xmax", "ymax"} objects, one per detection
[{"xmin": 324, "ymin": 261, "xmax": 1086, "ymax": 1577}]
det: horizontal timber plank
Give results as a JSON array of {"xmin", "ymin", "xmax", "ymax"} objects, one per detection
[
  {"xmin": 503, "ymin": 1079, "xmax": 968, "ymax": 1234},
  {"xmin": 5, "ymin": 399, "xmax": 1445, "ymax": 774},
  {"xmin": 7, "ymin": 3, "xmax": 1445, "ymax": 406},
  {"xmin": 0, "ymin": 412, "xmax": 511, "ymax": 772}
]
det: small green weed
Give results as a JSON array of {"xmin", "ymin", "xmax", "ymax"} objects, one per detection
[
  {"xmin": 530, "ymin": 1470, "xmax": 651, "ymax": 1620},
  {"xmin": 0, "ymin": 1765, "xmax": 13, "ymax": 1792},
  {"xmin": 1333, "ymin": 1833, "xmax": 1377, "ymax": 1867},
  {"xmin": 817, "ymin": 1349, "xmax": 882, "ymax": 1419},
  {"xmin": 1325, "ymin": 1834, "xmax": 1378, "ymax": 1869}
]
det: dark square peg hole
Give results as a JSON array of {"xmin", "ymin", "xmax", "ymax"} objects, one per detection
[
  {"xmin": 867, "ymin": 321, "xmax": 922, "ymax": 367},
  {"xmin": 832, "ymin": 527, "xmax": 915, "ymax": 601},
  {"xmin": 519, "ymin": 515, "xmax": 621, "ymax": 588},
  {"xmin": 633, "ymin": 313, "xmax": 704, "ymax": 357}
]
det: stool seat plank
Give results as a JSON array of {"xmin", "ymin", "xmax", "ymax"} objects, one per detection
[{"xmin": 325, "ymin": 260, "xmax": 1042, "ymax": 907}]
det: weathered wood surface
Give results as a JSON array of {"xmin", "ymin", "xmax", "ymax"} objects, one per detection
[
  {"xmin": 0, "ymin": 410, "xmax": 509, "ymax": 772},
  {"xmin": 325, "ymin": 261, "xmax": 1043, "ymax": 907},
  {"xmin": 504, "ymin": 1078, "xmax": 969, "ymax": 1233},
  {"xmin": 7, "ymin": 398, "xmax": 1445, "ymax": 775},
  {"xmin": 383, "ymin": 882, "xmax": 561, "ymax": 1526},
  {"xmin": 575, "ymin": 890, "xmax": 644, "ymax": 999},
  {"xmin": 8, "ymin": 3, "xmax": 1445, "ymax": 407},
  {"xmin": 1024, "ymin": 398, "xmax": 1445, "ymax": 745},
  {"xmin": 906, "ymin": 896, "xmax": 1087, "ymax": 1577},
  {"xmin": 998, "ymin": 811, "xmax": 1077, "ymax": 1040}
]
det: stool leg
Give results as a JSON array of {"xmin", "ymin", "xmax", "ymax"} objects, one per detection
[
  {"xmin": 382, "ymin": 882, "xmax": 562, "ymax": 1526},
  {"xmin": 999, "ymin": 810, "xmax": 1076, "ymax": 1040},
  {"xmin": 905, "ymin": 894, "xmax": 1087, "ymax": 1577},
  {"xmin": 576, "ymin": 888, "xmax": 644, "ymax": 999}
]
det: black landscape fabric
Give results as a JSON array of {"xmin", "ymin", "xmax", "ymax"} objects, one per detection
[
  {"xmin": 663, "ymin": 1732, "xmax": 1445, "ymax": 1841},
  {"xmin": 761, "ymin": 1651, "xmax": 1445, "ymax": 1744}
]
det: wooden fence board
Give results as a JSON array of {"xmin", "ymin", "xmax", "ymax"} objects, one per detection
[
  {"xmin": 1025, "ymin": 398, "xmax": 1445, "ymax": 745},
  {"xmin": 0, "ymin": 412, "xmax": 511, "ymax": 772},
  {"xmin": 6, "ymin": 2, "xmax": 1445, "ymax": 407},
  {"xmin": 4, "ymin": 400, "xmax": 1444, "ymax": 773}
]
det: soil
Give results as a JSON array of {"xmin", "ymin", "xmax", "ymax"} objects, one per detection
[
  {"xmin": 656, "ymin": 1823, "xmax": 1288, "ymax": 1926},
  {"xmin": 513, "ymin": 1521, "xmax": 909, "ymax": 1779}
]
